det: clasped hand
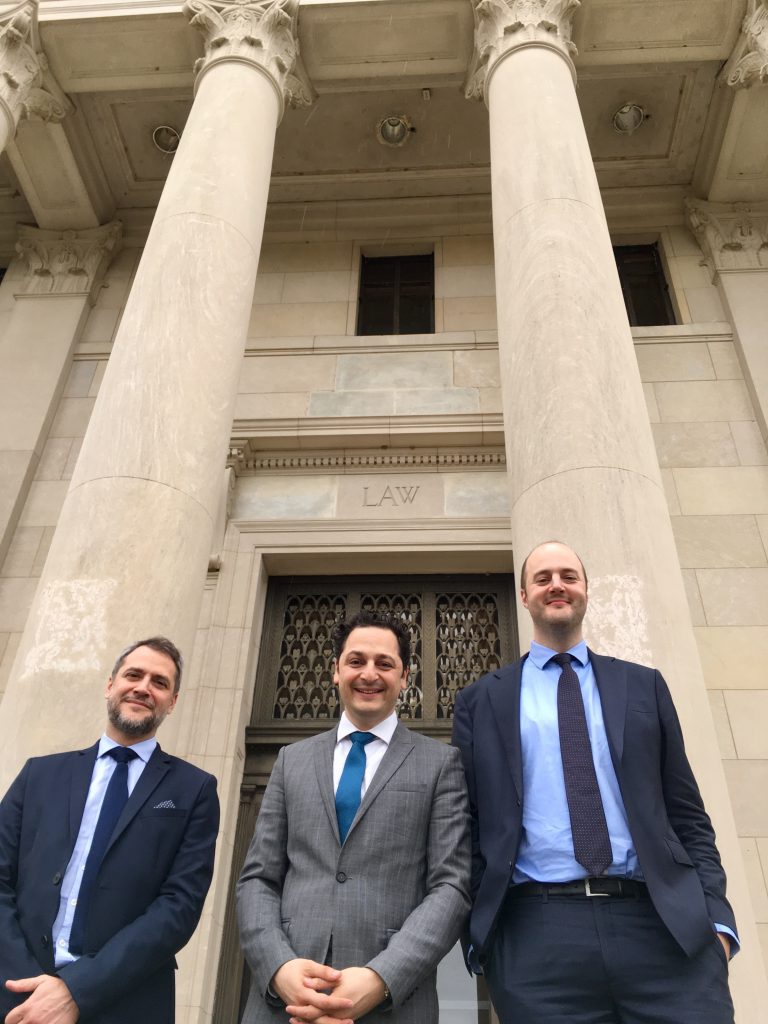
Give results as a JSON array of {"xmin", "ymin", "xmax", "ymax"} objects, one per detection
[
  {"xmin": 272, "ymin": 959, "xmax": 386, "ymax": 1024},
  {"xmin": 4, "ymin": 976, "xmax": 78, "ymax": 1024}
]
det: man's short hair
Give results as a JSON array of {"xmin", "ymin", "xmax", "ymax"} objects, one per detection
[
  {"xmin": 111, "ymin": 636, "xmax": 183, "ymax": 694},
  {"xmin": 332, "ymin": 611, "xmax": 412, "ymax": 670},
  {"xmin": 519, "ymin": 540, "xmax": 588, "ymax": 591}
]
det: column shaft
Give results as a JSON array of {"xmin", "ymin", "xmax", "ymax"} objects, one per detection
[
  {"xmin": 0, "ymin": 60, "xmax": 279, "ymax": 780},
  {"xmin": 476, "ymin": 10, "xmax": 768, "ymax": 1014}
]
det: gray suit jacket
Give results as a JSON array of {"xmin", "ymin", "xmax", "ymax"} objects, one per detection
[{"xmin": 236, "ymin": 723, "xmax": 471, "ymax": 1024}]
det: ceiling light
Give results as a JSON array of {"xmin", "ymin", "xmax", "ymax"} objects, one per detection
[
  {"xmin": 152, "ymin": 125, "xmax": 181, "ymax": 154},
  {"xmin": 376, "ymin": 115, "xmax": 414, "ymax": 147},
  {"xmin": 612, "ymin": 104, "xmax": 646, "ymax": 136}
]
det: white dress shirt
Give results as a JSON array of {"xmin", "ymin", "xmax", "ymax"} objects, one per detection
[{"xmin": 332, "ymin": 710, "xmax": 397, "ymax": 795}]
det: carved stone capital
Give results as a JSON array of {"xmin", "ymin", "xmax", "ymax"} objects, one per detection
[
  {"xmin": 685, "ymin": 198, "xmax": 768, "ymax": 272},
  {"xmin": 185, "ymin": 0, "xmax": 315, "ymax": 111},
  {"xmin": 0, "ymin": 0, "xmax": 70, "ymax": 137},
  {"xmin": 724, "ymin": 0, "xmax": 768, "ymax": 88},
  {"xmin": 465, "ymin": 0, "xmax": 580, "ymax": 102},
  {"xmin": 14, "ymin": 221, "xmax": 123, "ymax": 297}
]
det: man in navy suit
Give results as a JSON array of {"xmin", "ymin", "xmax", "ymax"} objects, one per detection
[
  {"xmin": 0, "ymin": 636, "xmax": 219, "ymax": 1024},
  {"xmin": 452, "ymin": 541, "xmax": 737, "ymax": 1024}
]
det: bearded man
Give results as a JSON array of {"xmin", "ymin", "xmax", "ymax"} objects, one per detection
[{"xmin": 0, "ymin": 637, "xmax": 219, "ymax": 1024}]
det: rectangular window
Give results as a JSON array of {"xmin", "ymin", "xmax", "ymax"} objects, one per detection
[
  {"xmin": 357, "ymin": 253, "xmax": 434, "ymax": 335},
  {"xmin": 614, "ymin": 243, "xmax": 676, "ymax": 327}
]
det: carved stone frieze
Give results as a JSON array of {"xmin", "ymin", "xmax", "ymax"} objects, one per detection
[
  {"xmin": 685, "ymin": 198, "xmax": 768, "ymax": 272},
  {"xmin": 227, "ymin": 444, "xmax": 507, "ymax": 474},
  {"xmin": 185, "ymin": 0, "xmax": 315, "ymax": 109},
  {"xmin": 724, "ymin": 0, "xmax": 768, "ymax": 88},
  {"xmin": 14, "ymin": 221, "xmax": 123, "ymax": 297},
  {"xmin": 465, "ymin": 0, "xmax": 580, "ymax": 102},
  {"xmin": 0, "ymin": 0, "xmax": 70, "ymax": 138}
]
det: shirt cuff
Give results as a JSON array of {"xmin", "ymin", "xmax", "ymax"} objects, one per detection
[{"xmin": 714, "ymin": 924, "xmax": 739, "ymax": 958}]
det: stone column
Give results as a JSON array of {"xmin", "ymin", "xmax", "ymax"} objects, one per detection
[
  {"xmin": 467, "ymin": 1, "xmax": 768, "ymax": 1014},
  {"xmin": 0, "ymin": 0, "xmax": 313, "ymax": 781},
  {"xmin": 686, "ymin": 207, "xmax": 768, "ymax": 446},
  {"xmin": 0, "ymin": 224, "xmax": 121, "ymax": 569},
  {"xmin": 0, "ymin": 0, "xmax": 68, "ymax": 153}
]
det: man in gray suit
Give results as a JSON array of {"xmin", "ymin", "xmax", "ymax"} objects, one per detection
[{"xmin": 237, "ymin": 611, "xmax": 471, "ymax": 1024}]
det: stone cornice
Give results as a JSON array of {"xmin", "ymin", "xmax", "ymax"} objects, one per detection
[
  {"xmin": 227, "ymin": 442, "xmax": 507, "ymax": 475},
  {"xmin": 685, "ymin": 198, "xmax": 768, "ymax": 272},
  {"xmin": 14, "ymin": 221, "xmax": 123, "ymax": 297},
  {"xmin": 185, "ymin": 0, "xmax": 315, "ymax": 111},
  {"xmin": 724, "ymin": 0, "xmax": 768, "ymax": 88},
  {"xmin": 0, "ymin": 0, "xmax": 70, "ymax": 136},
  {"xmin": 465, "ymin": 0, "xmax": 580, "ymax": 102}
]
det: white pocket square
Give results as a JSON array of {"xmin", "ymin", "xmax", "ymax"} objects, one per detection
[{"xmin": 153, "ymin": 799, "xmax": 176, "ymax": 809}]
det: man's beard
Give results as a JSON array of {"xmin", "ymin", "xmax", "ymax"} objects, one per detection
[{"xmin": 107, "ymin": 695, "xmax": 162, "ymax": 739}]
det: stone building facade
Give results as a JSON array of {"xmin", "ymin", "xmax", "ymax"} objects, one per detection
[{"xmin": 0, "ymin": 0, "xmax": 767, "ymax": 1021}]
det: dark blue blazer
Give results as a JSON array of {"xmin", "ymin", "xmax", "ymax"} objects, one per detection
[
  {"xmin": 0, "ymin": 742, "xmax": 219, "ymax": 1023},
  {"xmin": 452, "ymin": 651, "xmax": 737, "ymax": 966}
]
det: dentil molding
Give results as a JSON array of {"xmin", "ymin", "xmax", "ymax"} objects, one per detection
[
  {"xmin": 685, "ymin": 198, "xmax": 768, "ymax": 273},
  {"xmin": 185, "ymin": 0, "xmax": 315, "ymax": 110},
  {"xmin": 0, "ymin": 0, "xmax": 70, "ymax": 136},
  {"xmin": 724, "ymin": 0, "xmax": 768, "ymax": 88},
  {"xmin": 14, "ymin": 221, "xmax": 123, "ymax": 297},
  {"xmin": 227, "ymin": 443, "xmax": 507, "ymax": 475},
  {"xmin": 465, "ymin": 0, "xmax": 580, "ymax": 102}
]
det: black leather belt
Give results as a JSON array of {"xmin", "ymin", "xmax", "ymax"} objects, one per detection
[{"xmin": 509, "ymin": 877, "xmax": 648, "ymax": 899}]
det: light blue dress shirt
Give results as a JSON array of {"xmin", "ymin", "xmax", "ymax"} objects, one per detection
[
  {"xmin": 513, "ymin": 640, "xmax": 738, "ymax": 954},
  {"xmin": 52, "ymin": 734, "xmax": 156, "ymax": 967},
  {"xmin": 514, "ymin": 640, "xmax": 640, "ymax": 884}
]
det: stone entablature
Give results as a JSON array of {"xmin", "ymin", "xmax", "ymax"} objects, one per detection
[
  {"xmin": 685, "ymin": 199, "xmax": 768, "ymax": 273},
  {"xmin": 465, "ymin": 0, "xmax": 580, "ymax": 101}
]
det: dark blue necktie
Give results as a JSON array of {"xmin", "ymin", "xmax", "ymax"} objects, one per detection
[
  {"xmin": 335, "ymin": 731, "xmax": 375, "ymax": 843},
  {"xmin": 69, "ymin": 746, "xmax": 138, "ymax": 954},
  {"xmin": 553, "ymin": 653, "xmax": 613, "ymax": 877}
]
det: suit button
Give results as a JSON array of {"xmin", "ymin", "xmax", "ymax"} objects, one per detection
[
  {"xmin": 336, "ymin": 871, "xmax": 347, "ymax": 883},
  {"xmin": 52, "ymin": 873, "xmax": 62, "ymax": 885},
  {"xmin": 41, "ymin": 936, "xmax": 49, "ymax": 948}
]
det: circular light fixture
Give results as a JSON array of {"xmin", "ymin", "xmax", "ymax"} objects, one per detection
[
  {"xmin": 376, "ymin": 115, "xmax": 414, "ymax": 147},
  {"xmin": 612, "ymin": 103, "xmax": 646, "ymax": 136},
  {"xmin": 152, "ymin": 125, "xmax": 181, "ymax": 154}
]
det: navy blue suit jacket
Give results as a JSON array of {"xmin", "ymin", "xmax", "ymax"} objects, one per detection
[
  {"xmin": 0, "ymin": 742, "xmax": 219, "ymax": 1023},
  {"xmin": 452, "ymin": 651, "xmax": 737, "ymax": 966}
]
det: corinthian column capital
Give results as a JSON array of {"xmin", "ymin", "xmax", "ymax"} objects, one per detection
[
  {"xmin": 685, "ymin": 198, "xmax": 768, "ymax": 272},
  {"xmin": 0, "ymin": 0, "xmax": 69, "ymax": 136},
  {"xmin": 14, "ymin": 221, "xmax": 123, "ymax": 298},
  {"xmin": 185, "ymin": 0, "xmax": 315, "ymax": 111},
  {"xmin": 465, "ymin": 0, "xmax": 580, "ymax": 102},
  {"xmin": 724, "ymin": 0, "xmax": 768, "ymax": 88}
]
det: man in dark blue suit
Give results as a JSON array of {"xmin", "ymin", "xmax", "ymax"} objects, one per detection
[
  {"xmin": 453, "ymin": 541, "xmax": 736, "ymax": 1024},
  {"xmin": 0, "ymin": 636, "xmax": 219, "ymax": 1024}
]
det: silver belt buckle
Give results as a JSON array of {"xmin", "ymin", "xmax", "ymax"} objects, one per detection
[{"xmin": 585, "ymin": 878, "xmax": 610, "ymax": 897}]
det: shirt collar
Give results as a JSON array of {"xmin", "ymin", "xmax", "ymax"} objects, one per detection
[
  {"xmin": 529, "ymin": 639, "xmax": 589, "ymax": 670},
  {"xmin": 98, "ymin": 734, "xmax": 157, "ymax": 764},
  {"xmin": 337, "ymin": 710, "xmax": 398, "ymax": 745}
]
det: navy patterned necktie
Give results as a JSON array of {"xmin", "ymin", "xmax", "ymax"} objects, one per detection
[
  {"xmin": 552, "ymin": 653, "xmax": 613, "ymax": 876},
  {"xmin": 335, "ymin": 731, "xmax": 376, "ymax": 843},
  {"xmin": 69, "ymin": 746, "xmax": 138, "ymax": 954}
]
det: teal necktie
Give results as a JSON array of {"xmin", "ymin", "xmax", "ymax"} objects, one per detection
[{"xmin": 335, "ymin": 731, "xmax": 375, "ymax": 842}]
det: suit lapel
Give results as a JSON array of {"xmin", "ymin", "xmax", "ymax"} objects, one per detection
[
  {"xmin": 107, "ymin": 744, "xmax": 171, "ymax": 850},
  {"xmin": 69, "ymin": 744, "xmax": 99, "ymax": 842},
  {"xmin": 346, "ymin": 723, "xmax": 414, "ymax": 840},
  {"xmin": 315, "ymin": 726, "xmax": 341, "ymax": 842},
  {"xmin": 487, "ymin": 659, "xmax": 524, "ymax": 803},
  {"xmin": 590, "ymin": 649, "xmax": 627, "ymax": 765}
]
